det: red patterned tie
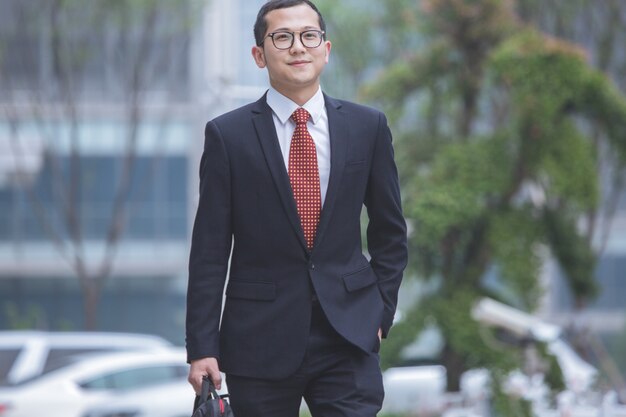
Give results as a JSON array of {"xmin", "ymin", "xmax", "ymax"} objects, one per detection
[{"xmin": 288, "ymin": 108, "xmax": 321, "ymax": 250}]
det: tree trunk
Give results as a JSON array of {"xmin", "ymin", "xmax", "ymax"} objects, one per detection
[
  {"xmin": 82, "ymin": 280, "xmax": 100, "ymax": 330},
  {"xmin": 442, "ymin": 342, "xmax": 466, "ymax": 392}
]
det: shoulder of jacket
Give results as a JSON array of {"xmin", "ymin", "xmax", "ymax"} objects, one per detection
[{"xmin": 328, "ymin": 96, "xmax": 385, "ymax": 119}]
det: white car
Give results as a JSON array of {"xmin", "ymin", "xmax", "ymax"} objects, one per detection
[
  {"xmin": 0, "ymin": 348, "xmax": 188, "ymax": 417},
  {"xmin": 82, "ymin": 378, "xmax": 229, "ymax": 417},
  {"xmin": 381, "ymin": 365, "xmax": 447, "ymax": 415},
  {"xmin": 0, "ymin": 331, "xmax": 172, "ymax": 386}
]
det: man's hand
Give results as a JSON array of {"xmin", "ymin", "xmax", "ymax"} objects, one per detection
[
  {"xmin": 188, "ymin": 357, "xmax": 222, "ymax": 394},
  {"xmin": 378, "ymin": 328, "xmax": 382, "ymax": 342}
]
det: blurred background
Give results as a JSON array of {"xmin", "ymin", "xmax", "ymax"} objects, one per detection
[{"xmin": 1, "ymin": 0, "xmax": 626, "ymax": 416}]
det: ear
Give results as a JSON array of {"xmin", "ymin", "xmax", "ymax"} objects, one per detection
[
  {"xmin": 252, "ymin": 46, "xmax": 266, "ymax": 69},
  {"xmin": 324, "ymin": 41, "xmax": 331, "ymax": 64}
]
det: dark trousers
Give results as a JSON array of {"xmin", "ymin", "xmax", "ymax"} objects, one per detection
[{"xmin": 226, "ymin": 301, "xmax": 384, "ymax": 417}]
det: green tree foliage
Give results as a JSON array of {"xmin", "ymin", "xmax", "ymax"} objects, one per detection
[
  {"xmin": 360, "ymin": 1, "xmax": 626, "ymax": 405},
  {"xmin": 515, "ymin": 0, "xmax": 626, "ymax": 257}
]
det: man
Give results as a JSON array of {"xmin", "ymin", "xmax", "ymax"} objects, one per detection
[{"xmin": 186, "ymin": 1, "xmax": 407, "ymax": 416}]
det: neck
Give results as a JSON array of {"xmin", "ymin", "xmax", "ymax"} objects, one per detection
[{"xmin": 272, "ymin": 84, "xmax": 319, "ymax": 107}]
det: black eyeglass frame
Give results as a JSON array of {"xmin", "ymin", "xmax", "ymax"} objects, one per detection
[{"xmin": 262, "ymin": 30, "xmax": 326, "ymax": 50}]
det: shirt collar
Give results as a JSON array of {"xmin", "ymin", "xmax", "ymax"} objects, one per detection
[{"xmin": 266, "ymin": 86, "xmax": 325, "ymax": 126}]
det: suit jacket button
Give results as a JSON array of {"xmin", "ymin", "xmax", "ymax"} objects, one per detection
[{"xmin": 309, "ymin": 263, "xmax": 315, "ymax": 270}]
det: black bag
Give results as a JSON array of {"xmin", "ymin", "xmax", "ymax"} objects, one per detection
[{"xmin": 192, "ymin": 376, "xmax": 234, "ymax": 417}]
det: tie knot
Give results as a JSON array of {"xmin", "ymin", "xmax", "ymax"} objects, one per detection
[{"xmin": 292, "ymin": 108, "xmax": 310, "ymax": 125}]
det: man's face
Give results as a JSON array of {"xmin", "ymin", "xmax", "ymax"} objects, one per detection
[{"xmin": 252, "ymin": 4, "xmax": 331, "ymax": 100}]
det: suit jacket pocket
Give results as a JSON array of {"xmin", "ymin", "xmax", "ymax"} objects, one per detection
[
  {"xmin": 344, "ymin": 160, "xmax": 366, "ymax": 172},
  {"xmin": 226, "ymin": 280, "xmax": 276, "ymax": 301},
  {"xmin": 342, "ymin": 265, "xmax": 378, "ymax": 292}
]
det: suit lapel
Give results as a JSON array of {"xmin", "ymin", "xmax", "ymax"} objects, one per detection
[
  {"xmin": 313, "ymin": 95, "xmax": 348, "ymax": 251},
  {"xmin": 251, "ymin": 95, "xmax": 308, "ymax": 251}
]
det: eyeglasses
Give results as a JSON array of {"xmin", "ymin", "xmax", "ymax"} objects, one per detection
[{"xmin": 263, "ymin": 30, "xmax": 325, "ymax": 50}]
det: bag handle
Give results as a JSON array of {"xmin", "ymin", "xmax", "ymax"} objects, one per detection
[
  {"xmin": 199, "ymin": 375, "xmax": 231, "ymax": 416},
  {"xmin": 200, "ymin": 375, "xmax": 221, "ymax": 403}
]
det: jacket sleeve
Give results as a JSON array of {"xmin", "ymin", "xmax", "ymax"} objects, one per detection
[
  {"xmin": 364, "ymin": 112, "xmax": 408, "ymax": 338},
  {"xmin": 186, "ymin": 120, "xmax": 232, "ymax": 363}
]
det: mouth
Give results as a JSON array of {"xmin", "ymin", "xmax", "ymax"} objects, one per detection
[{"xmin": 288, "ymin": 60, "xmax": 311, "ymax": 67}]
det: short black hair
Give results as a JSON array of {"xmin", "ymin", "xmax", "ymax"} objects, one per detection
[{"xmin": 254, "ymin": 0, "xmax": 326, "ymax": 46}]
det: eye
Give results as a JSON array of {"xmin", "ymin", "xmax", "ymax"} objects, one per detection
[
  {"xmin": 303, "ymin": 31, "xmax": 319, "ymax": 40},
  {"xmin": 273, "ymin": 32, "xmax": 291, "ymax": 42}
]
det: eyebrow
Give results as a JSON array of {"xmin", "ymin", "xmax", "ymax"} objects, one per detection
[{"xmin": 271, "ymin": 26, "xmax": 320, "ymax": 32}]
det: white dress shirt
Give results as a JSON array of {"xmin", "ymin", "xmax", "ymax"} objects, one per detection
[{"xmin": 266, "ymin": 87, "xmax": 331, "ymax": 204}]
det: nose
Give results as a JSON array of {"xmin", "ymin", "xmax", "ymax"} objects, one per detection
[{"xmin": 290, "ymin": 35, "xmax": 306, "ymax": 53}]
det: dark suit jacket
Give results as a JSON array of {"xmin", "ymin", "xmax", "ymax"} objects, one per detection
[{"xmin": 186, "ymin": 93, "xmax": 407, "ymax": 379}]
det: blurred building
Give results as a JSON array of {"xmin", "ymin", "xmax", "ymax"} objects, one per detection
[
  {"xmin": 1, "ymin": 0, "xmax": 624, "ymax": 352},
  {"xmin": 0, "ymin": 0, "xmax": 267, "ymax": 343}
]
